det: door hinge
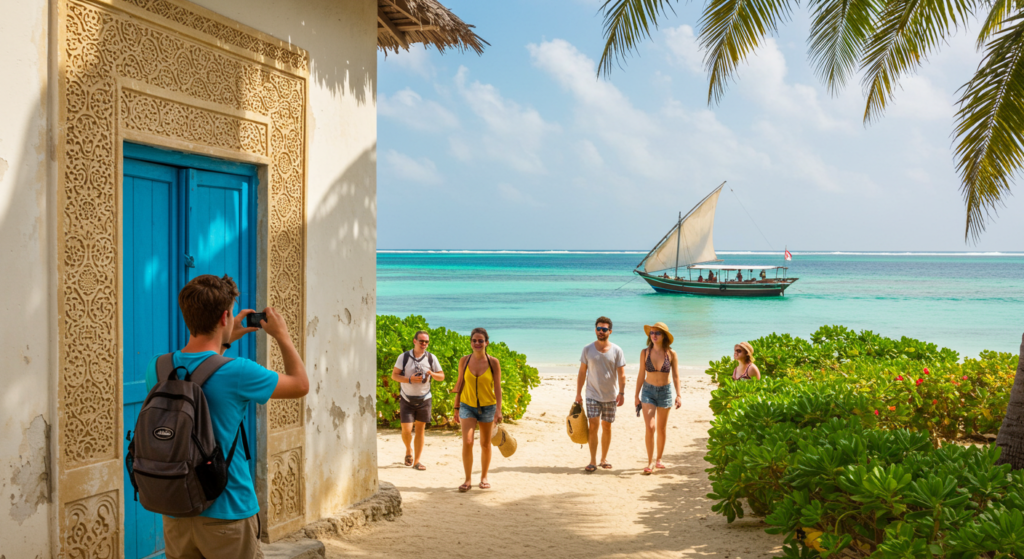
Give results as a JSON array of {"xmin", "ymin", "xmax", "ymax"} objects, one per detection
[{"xmin": 184, "ymin": 254, "xmax": 195, "ymax": 269}]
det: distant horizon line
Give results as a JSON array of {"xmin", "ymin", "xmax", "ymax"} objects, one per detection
[{"xmin": 377, "ymin": 249, "xmax": 1024, "ymax": 256}]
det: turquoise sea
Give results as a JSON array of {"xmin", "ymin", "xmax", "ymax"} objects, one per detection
[{"xmin": 377, "ymin": 251, "xmax": 1024, "ymax": 368}]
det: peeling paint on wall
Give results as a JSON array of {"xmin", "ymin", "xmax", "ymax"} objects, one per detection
[
  {"xmin": 330, "ymin": 401, "xmax": 347, "ymax": 430},
  {"xmin": 8, "ymin": 416, "xmax": 50, "ymax": 524},
  {"xmin": 307, "ymin": 315, "xmax": 319, "ymax": 337},
  {"xmin": 0, "ymin": 157, "xmax": 8, "ymax": 183}
]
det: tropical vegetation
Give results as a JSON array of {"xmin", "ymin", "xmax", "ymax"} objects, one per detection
[
  {"xmin": 704, "ymin": 326, "xmax": 1022, "ymax": 557},
  {"xmin": 376, "ymin": 314, "xmax": 541, "ymax": 428},
  {"xmin": 597, "ymin": 0, "xmax": 1024, "ymax": 240}
]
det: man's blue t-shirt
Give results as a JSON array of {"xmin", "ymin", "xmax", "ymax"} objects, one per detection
[{"xmin": 145, "ymin": 351, "xmax": 278, "ymax": 520}]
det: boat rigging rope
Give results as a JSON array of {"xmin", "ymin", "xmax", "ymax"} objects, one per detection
[
  {"xmin": 729, "ymin": 188, "xmax": 776, "ymax": 252},
  {"xmin": 614, "ymin": 275, "xmax": 641, "ymax": 290}
]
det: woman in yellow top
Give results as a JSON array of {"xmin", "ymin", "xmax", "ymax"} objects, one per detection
[{"xmin": 453, "ymin": 327, "xmax": 503, "ymax": 492}]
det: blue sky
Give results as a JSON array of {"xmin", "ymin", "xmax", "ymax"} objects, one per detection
[{"xmin": 376, "ymin": 1, "xmax": 1024, "ymax": 251}]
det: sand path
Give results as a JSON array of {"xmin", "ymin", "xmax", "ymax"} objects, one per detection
[{"xmin": 324, "ymin": 368, "xmax": 783, "ymax": 559}]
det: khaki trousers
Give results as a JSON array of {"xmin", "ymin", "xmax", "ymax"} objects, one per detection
[{"xmin": 163, "ymin": 514, "xmax": 263, "ymax": 559}]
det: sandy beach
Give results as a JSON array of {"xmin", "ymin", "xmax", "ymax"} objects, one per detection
[{"xmin": 324, "ymin": 366, "xmax": 783, "ymax": 559}]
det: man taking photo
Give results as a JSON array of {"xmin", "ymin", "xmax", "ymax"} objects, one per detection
[
  {"xmin": 391, "ymin": 330, "xmax": 445, "ymax": 470},
  {"xmin": 575, "ymin": 316, "xmax": 626, "ymax": 473},
  {"xmin": 146, "ymin": 274, "xmax": 308, "ymax": 559}
]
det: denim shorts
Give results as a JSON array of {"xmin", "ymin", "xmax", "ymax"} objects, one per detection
[
  {"xmin": 640, "ymin": 382, "xmax": 674, "ymax": 408},
  {"xmin": 459, "ymin": 404, "xmax": 496, "ymax": 423}
]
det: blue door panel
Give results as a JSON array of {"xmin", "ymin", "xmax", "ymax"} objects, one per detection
[{"xmin": 122, "ymin": 146, "xmax": 258, "ymax": 559}]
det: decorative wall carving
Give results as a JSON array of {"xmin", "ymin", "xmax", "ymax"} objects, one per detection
[
  {"xmin": 269, "ymin": 399, "xmax": 303, "ymax": 430},
  {"xmin": 58, "ymin": 0, "xmax": 308, "ymax": 550},
  {"xmin": 269, "ymin": 447, "xmax": 304, "ymax": 525},
  {"xmin": 63, "ymin": 491, "xmax": 118, "ymax": 559},
  {"xmin": 119, "ymin": 89, "xmax": 269, "ymax": 156}
]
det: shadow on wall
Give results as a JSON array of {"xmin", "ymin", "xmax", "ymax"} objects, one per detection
[
  {"xmin": 0, "ymin": 94, "xmax": 53, "ymax": 534},
  {"xmin": 304, "ymin": 143, "xmax": 379, "ymax": 512}
]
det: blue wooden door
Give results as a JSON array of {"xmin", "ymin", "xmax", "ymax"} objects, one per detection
[
  {"xmin": 122, "ymin": 145, "xmax": 257, "ymax": 559},
  {"xmin": 122, "ymin": 159, "xmax": 181, "ymax": 559}
]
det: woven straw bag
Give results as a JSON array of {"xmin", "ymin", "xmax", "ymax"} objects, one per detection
[
  {"xmin": 566, "ymin": 401, "xmax": 589, "ymax": 444},
  {"xmin": 490, "ymin": 423, "xmax": 517, "ymax": 458}
]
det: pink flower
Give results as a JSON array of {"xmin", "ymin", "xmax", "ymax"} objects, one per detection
[
  {"xmin": 962, "ymin": 376, "xmax": 968, "ymax": 381},
  {"xmin": 924, "ymin": 368, "xmax": 930, "ymax": 375},
  {"xmin": 896, "ymin": 376, "xmax": 904, "ymax": 381},
  {"xmin": 932, "ymin": 399, "xmax": 938, "ymax": 405},
  {"xmin": 916, "ymin": 378, "xmax": 924, "ymax": 386},
  {"xmin": 874, "ymin": 410, "xmax": 879, "ymax": 416}
]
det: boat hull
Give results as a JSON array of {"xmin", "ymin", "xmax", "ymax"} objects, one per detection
[{"xmin": 637, "ymin": 272, "xmax": 796, "ymax": 297}]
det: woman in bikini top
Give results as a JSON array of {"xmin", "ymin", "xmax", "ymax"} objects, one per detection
[
  {"xmin": 634, "ymin": 322, "xmax": 681, "ymax": 475},
  {"xmin": 732, "ymin": 342, "xmax": 761, "ymax": 381}
]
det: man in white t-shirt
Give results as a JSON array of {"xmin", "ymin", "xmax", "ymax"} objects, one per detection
[
  {"xmin": 575, "ymin": 316, "xmax": 627, "ymax": 472},
  {"xmin": 391, "ymin": 330, "xmax": 444, "ymax": 470}
]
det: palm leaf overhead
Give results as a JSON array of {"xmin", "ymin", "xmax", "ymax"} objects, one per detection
[
  {"xmin": 807, "ymin": 0, "xmax": 882, "ymax": 94},
  {"xmin": 698, "ymin": 0, "xmax": 795, "ymax": 103},
  {"xmin": 954, "ymin": 14, "xmax": 1024, "ymax": 240},
  {"xmin": 597, "ymin": 0, "xmax": 679, "ymax": 78},
  {"xmin": 597, "ymin": 0, "xmax": 1024, "ymax": 239}
]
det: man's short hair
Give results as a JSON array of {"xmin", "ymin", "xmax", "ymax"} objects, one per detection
[
  {"xmin": 413, "ymin": 330, "xmax": 429, "ymax": 341},
  {"xmin": 178, "ymin": 274, "xmax": 239, "ymax": 336},
  {"xmin": 595, "ymin": 316, "xmax": 612, "ymax": 329}
]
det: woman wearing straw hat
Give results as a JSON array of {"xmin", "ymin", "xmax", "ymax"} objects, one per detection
[
  {"xmin": 732, "ymin": 342, "xmax": 761, "ymax": 381},
  {"xmin": 634, "ymin": 322, "xmax": 682, "ymax": 475}
]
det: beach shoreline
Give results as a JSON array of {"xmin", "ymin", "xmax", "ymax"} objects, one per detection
[{"xmin": 533, "ymin": 363, "xmax": 709, "ymax": 377}]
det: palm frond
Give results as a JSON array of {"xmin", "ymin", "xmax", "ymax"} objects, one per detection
[
  {"xmin": 807, "ymin": 0, "xmax": 884, "ymax": 95},
  {"xmin": 977, "ymin": 0, "xmax": 1021, "ymax": 47},
  {"xmin": 860, "ymin": 0, "xmax": 975, "ymax": 124},
  {"xmin": 698, "ymin": 0, "xmax": 796, "ymax": 104},
  {"xmin": 954, "ymin": 14, "xmax": 1024, "ymax": 241},
  {"xmin": 597, "ymin": 0, "xmax": 679, "ymax": 78}
]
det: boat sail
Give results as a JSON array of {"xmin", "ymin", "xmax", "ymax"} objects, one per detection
[{"xmin": 634, "ymin": 182, "xmax": 798, "ymax": 297}]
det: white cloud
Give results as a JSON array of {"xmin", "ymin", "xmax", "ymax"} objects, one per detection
[
  {"xmin": 664, "ymin": 25, "xmax": 703, "ymax": 74},
  {"xmin": 379, "ymin": 88, "xmax": 459, "ymax": 131},
  {"xmin": 888, "ymin": 75, "xmax": 954, "ymax": 121},
  {"xmin": 453, "ymin": 66, "xmax": 557, "ymax": 173},
  {"xmin": 383, "ymin": 150, "xmax": 443, "ymax": 185},
  {"xmin": 497, "ymin": 183, "xmax": 542, "ymax": 206},
  {"xmin": 383, "ymin": 44, "xmax": 434, "ymax": 79}
]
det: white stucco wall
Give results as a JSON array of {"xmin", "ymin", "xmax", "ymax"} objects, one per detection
[
  {"xmin": 0, "ymin": 0, "xmax": 54, "ymax": 557},
  {"xmin": 195, "ymin": 0, "xmax": 379, "ymax": 522}
]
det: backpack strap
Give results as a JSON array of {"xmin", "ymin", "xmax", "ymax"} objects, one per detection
[
  {"xmin": 188, "ymin": 354, "xmax": 234, "ymax": 385},
  {"xmin": 225, "ymin": 422, "xmax": 251, "ymax": 467},
  {"xmin": 156, "ymin": 353, "xmax": 186, "ymax": 382}
]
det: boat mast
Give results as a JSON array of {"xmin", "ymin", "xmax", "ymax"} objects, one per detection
[{"xmin": 673, "ymin": 212, "xmax": 682, "ymax": 278}]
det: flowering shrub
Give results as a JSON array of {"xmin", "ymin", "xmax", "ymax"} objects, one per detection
[
  {"xmin": 376, "ymin": 314, "xmax": 540, "ymax": 428},
  {"xmin": 704, "ymin": 327, "xmax": 1022, "ymax": 557}
]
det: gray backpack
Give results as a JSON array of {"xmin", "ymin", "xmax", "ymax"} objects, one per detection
[{"xmin": 126, "ymin": 354, "xmax": 249, "ymax": 517}]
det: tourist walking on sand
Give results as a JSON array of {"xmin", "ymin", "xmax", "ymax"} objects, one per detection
[
  {"xmin": 576, "ymin": 316, "xmax": 627, "ymax": 472},
  {"xmin": 732, "ymin": 342, "xmax": 761, "ymax": 380},
  {"xmin": 634, "ymin": 322, "xmax": 682, "ymax": 474},
  {"xmin": 391, "ymin": 330, "xmax": 445, "ymax": 470},
  {"xmin": 454, "ymin": 328, "xmax": 503, "ymax": 492}
]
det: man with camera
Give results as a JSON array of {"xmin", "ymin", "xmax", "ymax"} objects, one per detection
[
  {"xmin": 391, "ymin": 330, "xmax": 445, "ymax": 470},
  {"xmin": 146, "ymin": 274, "xmax": 308, "ymax": 559}
]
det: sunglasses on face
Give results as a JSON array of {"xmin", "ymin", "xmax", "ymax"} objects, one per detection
[
  {"xmin": 650, "ymin": 331, "xmax": 663, "ymax": 337},
  {"xmin": 416, "ymin": 339, "xmax": 430, "ymax": 344},
  {"xmin": 471, "ymin": 339, "xmax": 486, "ymax": 345},
  {"xmin": 595, "ymin": 327, "xmax": 610, "ymax": 333}
]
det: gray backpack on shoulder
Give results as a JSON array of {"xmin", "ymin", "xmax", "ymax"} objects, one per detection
[{"xmin": 126, "ymin": 354, "xmax": 249, "ymax": 517}]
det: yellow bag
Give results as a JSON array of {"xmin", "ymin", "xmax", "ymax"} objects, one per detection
[
  {"xmin": 490, "ymin": 423, "xmax": 517, "ymax": 458},
  {"xmin": 566, "ymin": 402, "xmax": 589, "ymax": 444}
]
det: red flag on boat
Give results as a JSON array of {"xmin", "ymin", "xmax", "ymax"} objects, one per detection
[{"xmin": 784, "ymin": 248, "xmax": 792, "ymax": 261}]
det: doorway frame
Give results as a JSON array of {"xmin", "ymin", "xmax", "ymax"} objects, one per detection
[{"xmin": 53, "ymin": 0, "xmax": 309, "ymax": 555}]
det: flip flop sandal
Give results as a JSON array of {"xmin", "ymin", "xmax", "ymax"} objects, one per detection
[
  {"xmin": 642, "ymin": 467, "xmax": 653, "ymax": 475},
  {"xmin": 404, "ymin": 455, "xmax": 413, "ymax": 466},
  {"xmin": 458, "ymin": 483, "xmax": 472, "ymax": 493},
  {"xmin": 479, "ymin": 481, "xmax": 491, "ymax": 489},
  {"xmin": 655, "ymin": 462, "xmax": 666, "ymax": 469},
  {"xmin": 584, "ymin": 464, "xmax": 597, "ymax": 473},
  {"xmin": 600, "ymin": 463, "xmax": 613, "ymax": 469},
  {"xmin": 413, "ymin": 463, "xmax": 426, "ymax": 471}
]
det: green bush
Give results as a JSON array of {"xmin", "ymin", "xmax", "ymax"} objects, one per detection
[
  {"xmin": 376, "ymin": 314, "xmax": 540, "ymax": 428},
  {"xmin": 704, "ymin": 326, "xmax": 1022, "ymax": 558}
]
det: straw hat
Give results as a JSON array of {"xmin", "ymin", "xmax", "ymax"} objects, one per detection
[
  {"xmin": 491, "ymin": 423, "xmax": 517, "ymax": 458},
  {"xmin": 643, "ymin": 322, "xmax": 675, "ymax": 345},
  {"xmin": 566, "ymin": 401, "xmax": 589, "ymax": 444},
  {"xmin": 736, "ymin": 341, "xmax": 755, "ymax": 361}
]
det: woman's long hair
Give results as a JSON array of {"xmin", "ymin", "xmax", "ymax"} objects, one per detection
[
  {"xmin": 470, "ymin": 327, "xmax": 490, "ymax": 357},
  {"xmin": 647, "ymin": 330, "xmax": 672, "ymax": 352}
]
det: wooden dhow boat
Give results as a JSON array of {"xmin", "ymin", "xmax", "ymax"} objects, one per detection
[{"xmin": 634, "ymin": 183, "xmax": 798, "ymax": 297}]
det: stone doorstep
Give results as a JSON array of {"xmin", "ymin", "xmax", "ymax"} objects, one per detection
[{"xmin": 261, "ymin": 481, "xmax": 402, "ymax": 557}]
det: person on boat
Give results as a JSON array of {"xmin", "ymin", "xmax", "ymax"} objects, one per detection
[
  {"xmin": 662, "ymin": 273, "xmax": 669, "ymax": 279},
  {"xmin": 634, "ymin": 323, "xmax": 681, "ymax": 474},
  {"xmin": 732, "ymin": 342, "xmax": 761, "ymax": 381},
  {"xmin": 760, "ymin": 269, "xmax": 767, "ymax": 281},
  {"xmin": 697, "ymin": 275, "xmax": 704, "ymax": 283},
  {"xmin": 706, "ymin": 271, "xmax": 716, "ymax": 282},
  {"xmin": 453, "ymin": 327, "xmax": 503, "ymax": 492},
  {"xmin": 576, "ymin": 316, "xmax": 627, "ymax": 472},
  {"xmin": 735, "ymin": 270, "xmax": 743, "ymax": 282}
]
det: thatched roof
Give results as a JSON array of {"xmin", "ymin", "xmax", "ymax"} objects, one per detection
[{"xmin": 377, "ymin": 0, "xmax": 487, "ymax": 55}]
